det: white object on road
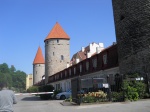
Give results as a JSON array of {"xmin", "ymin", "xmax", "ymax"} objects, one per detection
[{"xmin": 15, "ymin": 92, "xmax": 53, "ymax": 95}]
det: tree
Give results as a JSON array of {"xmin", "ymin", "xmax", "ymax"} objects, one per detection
[
  {"xmin": 10, "ymin": 65, "xmax": 16, "ymax": 73},
  {"xmin": 0, "ymin": 63, "xmax": 27, "ymax": 92},
  {"xmin": 0, "ymin": 63, "xmax": 9, "ymax": 73}
]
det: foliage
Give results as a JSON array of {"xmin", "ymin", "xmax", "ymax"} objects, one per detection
[
  {"xmin": 132, "ymin": 81, "xmax": 146, "ymax": 98},
  {"xmin": 144, "ymin": 93, "xmax": 150, "ymax": 98},
  {"xmin": 82, "ymin": 96, "xmax": 95, "ymax": 103},
  {"xmin": 27, "ymin": 86, "xmax": 39, "ymax": 93},
  {"xmin": 65, "ymin": 96, "xmax": 72, "ymax": 102},
  {"xmin": 39, "ymin": 85, "xmax": 54, "ymax": 100},
  {"xmin": 121, "ymin": 73, "xmax": 147, "ymax": 101},
  {"xmin": 112, "ymin": 92, "xmax": 124, "ymax": 102},
  {"xmin": 0, "ymin": 63, "xmax": 26, "ymax": 92},
  {"xmin": 122, "ymin": 80, "xmax": 146, "ymax": 101},
  {"xmin": 80, "ymin": 90, "xmax": 107, "ymax": 103},
  {"xmin": 0, "ymin": 63, "xmax": 9, "ymax": 73},
  {"xmin": 126, "ymin": 86, "xmax": 139, "ymax": 101}
]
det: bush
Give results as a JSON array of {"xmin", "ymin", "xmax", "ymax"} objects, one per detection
[
  {"xmin": 126, "ymin": 86, "xmax": 139, "ymax": 101},
  {"xmin": 38, "ymin": 85, "xmax": 54, "ymax": 100},
  {"xmin": 81, "ymin": 90, "xmax": 107, "ymax": 103},
  {"xmin": 132, "ymin": 81, "xmax": 146, "ymax": 98},
  {"xmin": 65, "ymin": 96, "xmax": 72, "ymax": 102},
  {"xmin": 122, "ymin": 80, "xmax": 139, "ymax": 101},
  {"xmin": 83, "ymin": 96, "xmax": 95, "ymax": 103},
  {"xmin": 121, "ymin": 72, "xmax": 148, "ymax": 101},
  {"xmin": 112, "ymin": 92, "xmax": 124, "ymax": 102},
  {"xmin": 27, "ymin": 86, "xmax": 39, "ymax": 93}
]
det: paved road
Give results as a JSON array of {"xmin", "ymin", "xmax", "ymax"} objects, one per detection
[{"xmin": 14, "ymin": 95, "xmax": 150, "ymax": 112}]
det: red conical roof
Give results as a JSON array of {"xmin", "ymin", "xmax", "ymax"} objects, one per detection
[
  {"xmin": 44, "ymin": 22, "xmax": 70, "ymax": 41},
  {"xmin": 33, "ymin": 46, "xmax": 45, "ymax": 64}
]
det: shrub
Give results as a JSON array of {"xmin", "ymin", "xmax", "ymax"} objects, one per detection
[
  {"xmin": 112, "ymin": 92, "xmax": 124, "ymax": 102},
  {"xmin": 82, "ymin": 90, "xmax": 107, "ymax": 103},
  {"xmin": 38, "ymin": 85, "xmax": 54, "ymax": 100},
  {"xmin": 122, "ymin": 75, "xmax": 147, "ymax": 101},
  {"xmin": 122, "ymin": 80, "xmax": 139, "ymax": 101},
  {"xmin": 27, "ymin": 86, "xmax": 39, "ymax": 93},
  {"xmin": 126, "ymin": 86, "xmax": 139, "ymax": 101},
  {"xmin": 65, "ymin": 96, "xmax": 72, "ymax": 102},
  {"xmin": 82, "ymin": 96, "xmax": 95, "ymax": 103},
  {"xmin": 132, "ymin": 81, "xmax": 146, "ymax": 98}
]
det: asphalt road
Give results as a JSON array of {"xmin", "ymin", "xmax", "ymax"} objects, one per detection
[{"xmin": 14, "ymin": 95, "xmax": 150, "ymax": 112}]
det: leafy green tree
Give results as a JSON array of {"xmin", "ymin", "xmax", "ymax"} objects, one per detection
[
  {"xmin": 10, "ymin": 65, "xmax": 16, "ymax": 73},
  {"xmin": 0, "ymin": 63, "xmax": 27, "ymax": 92},
  {"xmin": 0, "ymin": 63, "xmax": 9, "ymax": 73}
]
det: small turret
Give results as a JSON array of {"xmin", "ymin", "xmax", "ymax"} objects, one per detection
[{"xmin": 33, "ymin": 46, "xmax": 45, "ymax": 85}]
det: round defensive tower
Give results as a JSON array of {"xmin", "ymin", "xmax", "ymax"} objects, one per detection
[
  {"xmin": 44, "ymin": 22, "xmax": 70, "ymax": 83},
  {"xmin": 112, "ymin": 0, "xmax": 150, "ymax": 75},
  {"xmin": 33, "ymin": 46, "xmax": 45, "ymax": 85}
]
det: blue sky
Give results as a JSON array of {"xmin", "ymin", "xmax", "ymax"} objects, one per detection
[{"xmin": 0, "ymin": 0, "xmax": 116, "ymax": 74}]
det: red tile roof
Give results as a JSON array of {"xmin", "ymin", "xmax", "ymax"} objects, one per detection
[
  {"xmin": 44, "ymin": 22, "xmax": 70, "ymax": 41},
  {"xmin": 33, "ymin": 46, "xmax": 45, "ymax": 64}
]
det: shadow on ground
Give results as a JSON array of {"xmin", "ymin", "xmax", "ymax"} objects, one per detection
[{"xmin": 21, "ymin": 96, "xmax": 42, "ymax": 101}]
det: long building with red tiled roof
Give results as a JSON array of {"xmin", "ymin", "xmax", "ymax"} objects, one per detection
[{"xmin": 33, "ymin": 46, "xmax": 45, "ymax": 85}]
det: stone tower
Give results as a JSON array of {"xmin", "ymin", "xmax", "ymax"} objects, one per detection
[
  {"xmin": 33, "ymin": 46, "xmax": 45, "ymax": 85},
  {"xmin": 44, "ymin": 22, "xmax": 70, "ymax": 83},
  {"xmin": 112, "ymin": 0, "xmax": 150, "ymax": 75}
]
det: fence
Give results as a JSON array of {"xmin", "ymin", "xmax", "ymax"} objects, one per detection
[{"xmin": 71, "ymin": 73, "xmax": 150, "ymax": 105}]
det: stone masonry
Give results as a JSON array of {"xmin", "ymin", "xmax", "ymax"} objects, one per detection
[
  {"xmin": 112, "ymin": 0, "xmax": 150, "ymax": 76},
  {"xmin": 45, "ymin": 39, "xmax": 70, "ymax": 83},
  {"xmin": 33, "ymin": 64, "xmax": 45, "ymax": 84}
]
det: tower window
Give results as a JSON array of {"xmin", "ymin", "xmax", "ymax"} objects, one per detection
[
  {"xmin": 47, "ymin": 41, "xmax": 48, "ymax": 44},
  {"xmin": 61, "ymin": 55, "xmax": 64, "ymax": 60},
  {"xmin": 57, "ymin": 39, "xmax": 59, "ymax": 43},
  {"xmin": 53, "ymin": 52, "xmax": 54, "ymax": 56}
]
